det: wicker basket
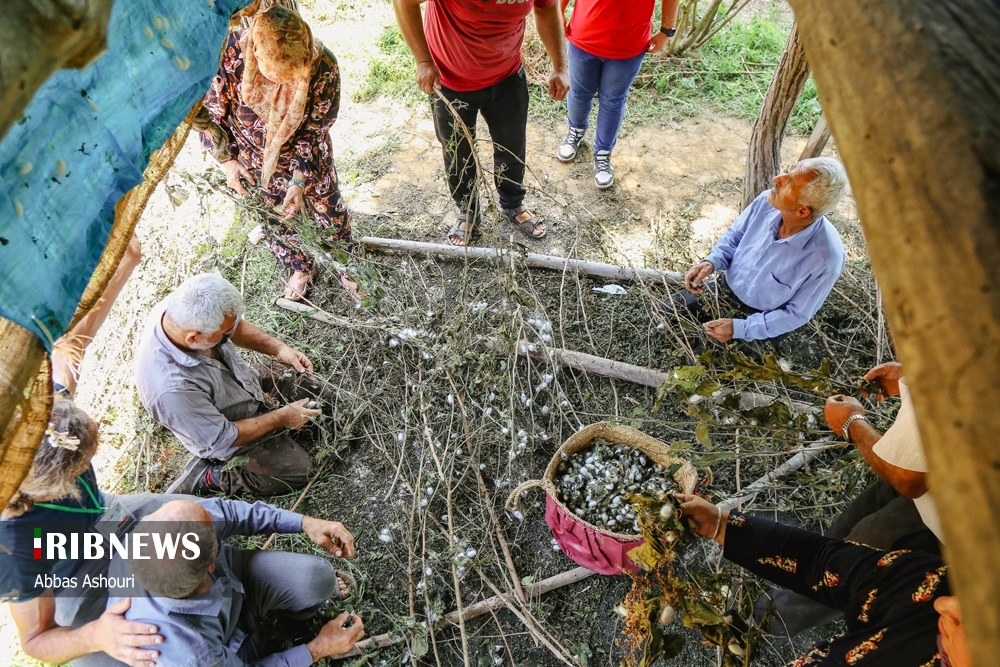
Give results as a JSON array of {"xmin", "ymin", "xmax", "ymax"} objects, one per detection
[{"xmin": 506, "ymin": 422, "xmax": 698, "ymax": 575}]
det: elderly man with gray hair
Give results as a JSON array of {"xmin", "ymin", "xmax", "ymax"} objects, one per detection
[
  {"xmin": 667, "ymin": 157, "xmax": 849, "ymax": 347},
  {"xmin": 135, "ymin": 273, "xmax": 321, "ymax": 497},
  {"xmin": 107, "ymin": 500, "xmax": 364, "ymax": 667}
]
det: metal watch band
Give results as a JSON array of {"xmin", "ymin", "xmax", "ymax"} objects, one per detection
[{"xmin": 841, "ymin": 413, "xmax": 869, "ymax": 442}]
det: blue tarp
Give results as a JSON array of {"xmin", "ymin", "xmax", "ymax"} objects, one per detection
[{"xmin": 0, "ymin": 0, "xmax": 245, "ymax": 348}]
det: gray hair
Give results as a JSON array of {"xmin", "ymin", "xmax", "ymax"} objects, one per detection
[
  {"xmin": 797, "ymin": 157, "xmax": 848, "ymax": 219},
  {"xmin": 3, "ymin": 398, "xmax": 98, "ymax": 519},
  {"xmin": 128, "ymin": 518, "xmax": 219, "ymax": 598},
  {"xmin": 164, "ymin": 273, "xmax": 245, "ymax": 333}
]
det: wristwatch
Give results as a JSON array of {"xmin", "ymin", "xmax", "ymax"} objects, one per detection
[
  {"xmin": 841, "ymin": 413, "xmax": 869, "ymax": 442},
  {"xmin": 659, "ymin": 26, "xmax": 677, "ymax": 37}
]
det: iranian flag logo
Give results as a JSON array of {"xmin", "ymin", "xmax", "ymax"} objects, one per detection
[{"xmin": 34, "ymin": 528, "xmax": 41, "ymax": 559}]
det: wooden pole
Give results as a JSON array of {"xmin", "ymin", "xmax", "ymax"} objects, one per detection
[
  {"xmin": 798, "ymin": 114, "xmax": 831, "ymax": 160},
  {"xmin": 359, "ymin": 237, "xmax": 683, "ymax": 286},
  {"xmin": 274, "ymin": 300, "xmax": 817, "ymax": 414},
  {"xmin": 718, "ymin": 439, "xmax": 838, "ymax": 510},
  {"xmin": 330, "ymin": 567, "xmax": 595, "ymax": 659},
  {"xmin": 788, "ymin": 1, "xmax": 1000, "ymax": 663}
]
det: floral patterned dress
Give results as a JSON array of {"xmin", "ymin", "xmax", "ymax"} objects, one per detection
[
  {"xmin": 202, "ymin": 31, "xmax": 351, "ymax": 274},
  {"xmin": 724, "ymin": 511, "xmax": 949, "ymax": 666}
]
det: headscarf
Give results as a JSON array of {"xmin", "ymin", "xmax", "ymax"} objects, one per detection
[{"xmin": 240, "ymin": 5, "xmax": 323, "ymax": 189}]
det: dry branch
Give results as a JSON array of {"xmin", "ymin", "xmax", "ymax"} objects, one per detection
[
  {"xmin": 359, "ymin": 237, "xmax": 683, "ymax": 285},
  {"xmin": 717, "ymin": 439, "xmax": 839, "ymax": 510},
  {"xmin": 273, "ymin": 299, "xmax": 819, "ymax": 416},
  {"xmin": 330, "ymin": 567, "xmax": 595, "ymax": 660}
]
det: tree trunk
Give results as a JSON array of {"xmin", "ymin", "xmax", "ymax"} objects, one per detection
[
  {"xmin": 740, "ymin": 23, "xmax": 811, "ymax": 210},
  {"xmin": 787, "ymin": 2, "xmax": 1000, "ymax": 665},
  {"xmin": 0, "ymin": 0, "xmax": 114, "ymax": 141}
]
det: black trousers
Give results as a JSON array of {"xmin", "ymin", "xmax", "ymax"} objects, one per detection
[
  {"xmin": 432, "ymin": 68, "xmax": 529, "ymax": 218},
  {"xmin": 755, "ymin": 480, "xmax": 941, "ymax": 636},
  {"xmin": 729, "ymin": 511, "xmax": 947, "ymax": 667}
]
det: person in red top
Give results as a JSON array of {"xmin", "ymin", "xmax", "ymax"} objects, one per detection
[
  {"xmin": 393, "ymin": 0, "xmax": 570, "ymax": 246},
  {"xmin": 557, "ymin": 0, "xmax": 680, "ymax": 189}
]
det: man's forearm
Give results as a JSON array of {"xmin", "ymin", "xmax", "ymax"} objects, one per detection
[
  {"xmin": 393, "ymin": 0, "xmax": 433, "ymax": 64},
  {"xmin": 231, "ymin": 320, "xmax": 284, "ymax": 357},
  {"xmin": 534, "ymin": 4, "xmax": 567, "ymax": 71},
  {"xmin": 233, "ymin": 409, "xmax": 287, "ymax": 446},
  {"xmin": 660, "ymin": 0, "xmax": 680, "ymax": 28},
  {"xmin": 847, "ymin": 420, "xmax": 929, "ymax": 498}
]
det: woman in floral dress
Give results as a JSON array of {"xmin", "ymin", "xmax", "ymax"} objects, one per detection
[{"xmin": 201, "ymin": 5, "xmax": 355, "ymax": 300}]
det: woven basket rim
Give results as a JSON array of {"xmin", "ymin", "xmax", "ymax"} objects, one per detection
[{"xmin": 541, "ymin": 421, "xmax": 698, "ymax": 541}]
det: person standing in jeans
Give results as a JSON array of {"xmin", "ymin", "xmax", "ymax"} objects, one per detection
[
  {"xmin": 558, "ymin": 0, "xmax": 680, "ymax": 189},
  {"xmin": 393, "ymin": 0, "xmax": 570, "ymax": 247}
]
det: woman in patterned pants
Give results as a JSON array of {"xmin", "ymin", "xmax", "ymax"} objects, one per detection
[
  {"xmin": 201, "ymin": 5, "xmax": 356, "ymax": 301},
  {"xmin": 677, "ymin": 494, "xmax": 970, "ymax": 666}
]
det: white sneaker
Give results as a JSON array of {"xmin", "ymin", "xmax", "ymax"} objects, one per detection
[
  {"xmin": 557, "ymin": 127, "xmax": 586, "ymax": 162},
  {"xmin": 594, "ymin": 150, "xmax": 614, "ymax": 189}
]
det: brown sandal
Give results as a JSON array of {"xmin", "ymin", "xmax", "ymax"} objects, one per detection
[{"xmin": 502, "ymin": 205, "xmax": 546, "ymax": 240}]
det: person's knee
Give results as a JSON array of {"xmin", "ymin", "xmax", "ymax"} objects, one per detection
[{"xmin": 301, "ymin": 556, "xmax": 337, "ymax": 606}]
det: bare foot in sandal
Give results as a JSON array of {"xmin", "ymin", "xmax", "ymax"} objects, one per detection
[
  {"xmin": 447, "ymin": 214, "xmax": 476, "ymax": 247},
  {"xmin": 503, "ymin": 205, "xmax": 546, "ymax": 240},
  {"xmin": 285, "ymin": 270, "xmax": 311, "ymax": 300}
]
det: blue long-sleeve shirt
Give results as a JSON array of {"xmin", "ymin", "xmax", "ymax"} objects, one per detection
[
  {"xmin": 703, "ymin": 191, "xmax": 845, "ymax": 341},
  {"xmin": 108, "ymin": 499, "xmax": 311, "ymax": 667}
]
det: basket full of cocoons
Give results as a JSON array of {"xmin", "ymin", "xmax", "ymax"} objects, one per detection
[{"xmin": 506, "ymin": 422, "xmax": 700, "ymax": 575}]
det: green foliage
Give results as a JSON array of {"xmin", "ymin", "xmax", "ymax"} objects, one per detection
[
  {"xmin": 619, "ymin": 495, "xmax": 760, "ymax": 667},
  {"xmin": 632, "ymin": 13, "xmax": 820, "ymax": 131},
  {"xmin": 353, "ymin": 25, "xmax": 422, "ymax": 104}
]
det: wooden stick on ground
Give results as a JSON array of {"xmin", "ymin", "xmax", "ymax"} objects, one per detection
[
  {"xmin": 359, "ymin": 237, "xmax": 684, "ymax": 286},
  {"xmin": 718, "ymin": 438, "xmax": 840, "ymax": 510},
  {"xmin": 329, "ymin": 566, "xmax": 596, "ymax": 660},
  {"xmin": 274, "ymin": 299, "xmax": 820, "ymax": 416}
]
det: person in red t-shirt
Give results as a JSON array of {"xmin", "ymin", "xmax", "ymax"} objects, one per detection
[
  {"xmin": 557, "ymin": 0, "xmax": 679, "ymax": 189},
  {"xmin": 393, "ymin": 0, "xmax": 570, "ymax": 246}
]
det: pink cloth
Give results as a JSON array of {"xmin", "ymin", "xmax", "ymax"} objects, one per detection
[{"xmin": 545, "ymin": 494, "xmax": 643, "ymax": 575}]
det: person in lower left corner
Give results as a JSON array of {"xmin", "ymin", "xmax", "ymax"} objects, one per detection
[
  {"xmin": 676, "ymin": 493, "xmax": 970, "ymax": 667},
  {"xmin": 111, "ymin": 500, "xmax": 364, "ymax": 667},
  {"xmin": 135, "ymin": 273, "xmax": 324, "ymax": 498}
]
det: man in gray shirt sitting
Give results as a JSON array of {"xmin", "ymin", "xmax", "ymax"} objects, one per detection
[
  {"xmin": 135, "ymin": 273, "xmax": 322, "ymax": 497},
  {"xmin": 108, "ymin": 499, "xmax": 364, "ymax": 667}
]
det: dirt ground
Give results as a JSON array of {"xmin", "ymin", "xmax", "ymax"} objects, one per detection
[{"xmin": 2, "ymin": 2, "xmax": 881, "ymax": 666}]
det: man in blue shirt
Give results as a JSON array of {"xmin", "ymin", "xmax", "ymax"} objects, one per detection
[
  {"xmin": 680, "ymin": 157, "xmax": 848, "ymax": 345},
  {"xmin": 110, "ymin": 500, "xmax": 363, "ymax": 667}
]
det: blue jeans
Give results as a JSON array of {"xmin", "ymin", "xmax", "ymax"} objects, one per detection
[{"xmin": 566, "ymin": 42, "xmax": 646, "ymax": 153}]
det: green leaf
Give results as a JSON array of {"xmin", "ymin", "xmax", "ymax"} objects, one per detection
[
  {"xmin": 694, "ymin": 451, "xmax": 733, "ymax": 466},
  {"xmin": 693, "ymin": 380, "xmax": 722, "ymax": 396},
  {"xmin": 695, "ymin": 422, "xmax": 713, "ymax": 449},
  {"xmin": 410, "ymin": 628, "xmax": 429, "ymax": 658}
]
